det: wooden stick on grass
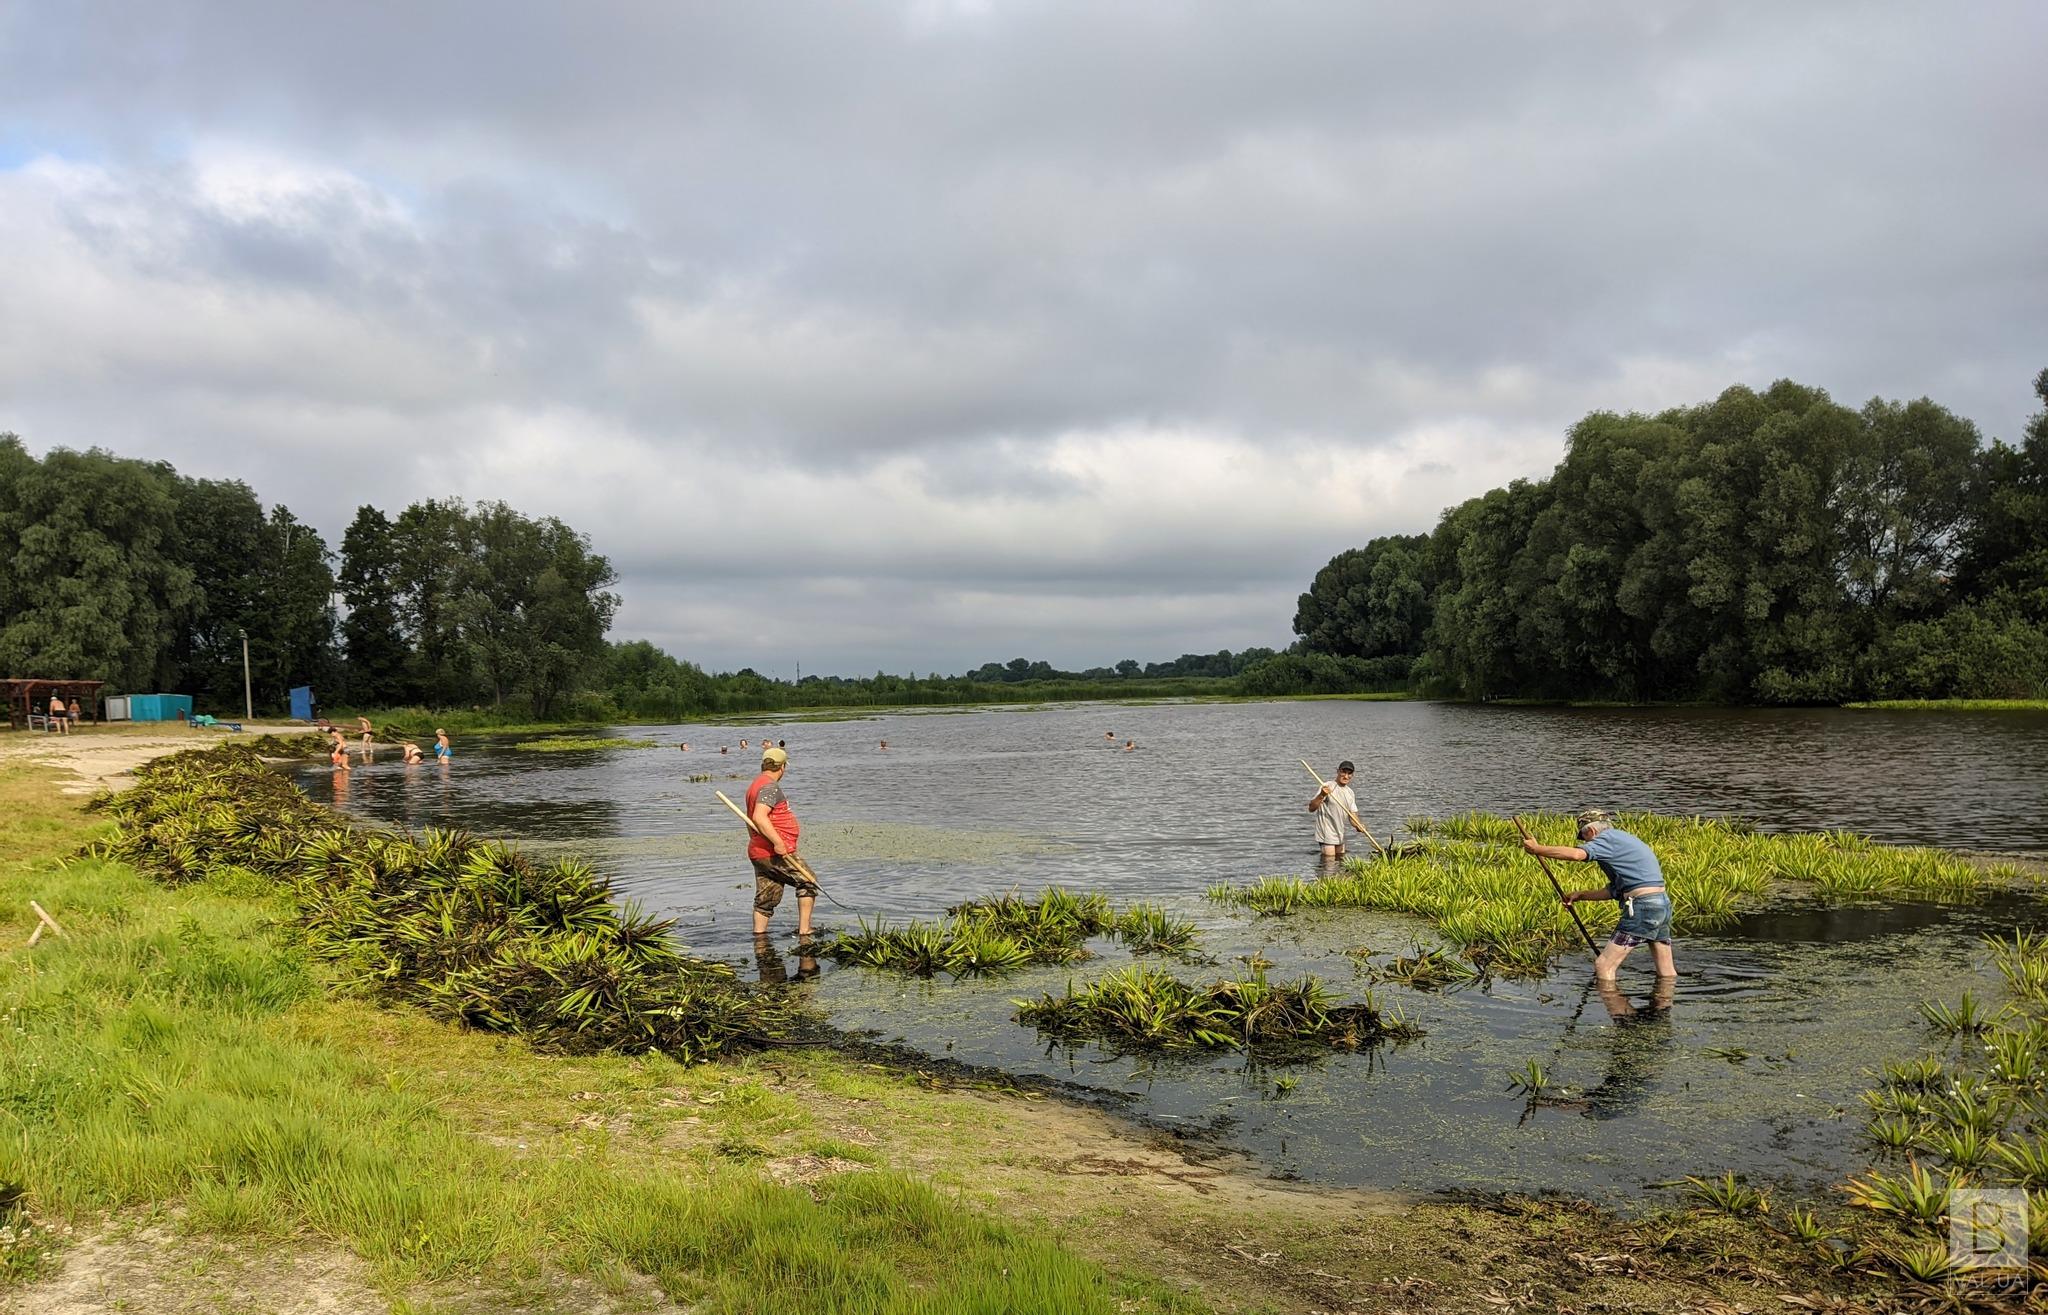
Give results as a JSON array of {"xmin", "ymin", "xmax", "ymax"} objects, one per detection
[
  {"xmin": 26, "ymin": 900, "xmax": 65, "ymax": 947},
  {"xmin": 1298, "ymin": 760, "xmax": 1388, "ymax": 858}
]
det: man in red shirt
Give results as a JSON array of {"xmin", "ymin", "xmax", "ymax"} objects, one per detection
[{"xmin": 747, "ymin": 746, "xmax": 812, "ymax": 938}]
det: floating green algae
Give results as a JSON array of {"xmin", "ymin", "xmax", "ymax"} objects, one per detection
[{"xmin": 512, "ymin": 736, "xmax": 661, "ymax": 752}]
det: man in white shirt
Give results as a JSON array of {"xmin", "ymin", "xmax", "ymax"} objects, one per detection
[{"xmin": 1306, "ymin": 760, "xmax": 1365, "ymax": 859}]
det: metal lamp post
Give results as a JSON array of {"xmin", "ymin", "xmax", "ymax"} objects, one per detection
[{"xmin": 239, "ymin": 628, "xmax": 253, "ymax": 720}]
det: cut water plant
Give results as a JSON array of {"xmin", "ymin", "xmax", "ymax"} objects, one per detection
[{"xmin": 1014, "ymin": 963, "xmax": 1418, "ymax": 1056}]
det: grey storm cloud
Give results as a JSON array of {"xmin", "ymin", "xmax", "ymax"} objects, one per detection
[{"xmin": 2, "ymin": 1, "xmax": 2044, "ymax": 674}]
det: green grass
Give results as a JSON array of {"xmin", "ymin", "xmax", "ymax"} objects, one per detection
[
  {"xmin": 0, "ymin": 761, "xmax": 1196, "ymax": 1310},
  {"xmin": 1207, "ymin": 811, "xmax": 2021, "ymax": 975},
  {"xmin": 511, "ymin": 736, "xmax": 662, "ymax": 752}
]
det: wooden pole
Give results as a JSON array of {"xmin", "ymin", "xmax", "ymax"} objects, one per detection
[
  {"xmin": 1298, "ymin": 760, "xmax": 1389, "ymax": 858},
  {"xmin": 1511, "ymin": 816, "xmax": 1602, "ymax": 962},
  {"xmin": 714, "ymin": 790, "xmax": 824, "ymax": 890},
  {"xmin": 26, "ymin": 900, "xmax": 65, "ymax": 947}
]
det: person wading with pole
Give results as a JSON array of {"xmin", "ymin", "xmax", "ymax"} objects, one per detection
[
  {"xmin": 746, "ymin": 746, "xmax": 813, "ymax": 941},
  {"xmin": 1306, "ymin": 760, "xmax": 1369, "ymax": 860},
  {"xmin": 1521, "ymin": 809, "xmax": 1675, "ymax": 983}
]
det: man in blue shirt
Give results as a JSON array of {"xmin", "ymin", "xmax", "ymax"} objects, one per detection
[{"xmin": 1521, "ymin": 808, "xmax": 1675, "ymax": 982}]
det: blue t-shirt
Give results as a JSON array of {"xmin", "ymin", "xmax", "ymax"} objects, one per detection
[{"xmin": 1580, "ymin": 828, "xmax": 1663, "ymax": 900}]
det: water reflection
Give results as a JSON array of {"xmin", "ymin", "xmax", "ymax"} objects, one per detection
[
  {"xmin": 1580, "ymin": 978, "xmax": 1676, "ymax": 1122},
  {"xmin": 753, "ymin": 933, "xmax": 820, "ymax": 986}
]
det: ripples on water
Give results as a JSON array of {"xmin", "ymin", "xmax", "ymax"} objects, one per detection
[{"xmin": 301, "ymin": 700, "xmax": 2048, "ymax": 1201}]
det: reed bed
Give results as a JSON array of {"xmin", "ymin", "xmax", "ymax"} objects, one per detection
[
  {"xmin": 511, "ymin": 736, "xmax": 660, "ymax": 752},
  {"xmin": 820, "ymin": 888, "xmax": 1200, "ymax": 977},
  {"xmin": 1015, "ymin": 962, "xmax": 1418, "ymax": 1055},
  {"xmin": 1208, "ymin": 810, "xmax": 2019, "ymax": 976},
  {"xmin": 84, "ymin": 743, "xmax": 802, "ymax": 1062}
]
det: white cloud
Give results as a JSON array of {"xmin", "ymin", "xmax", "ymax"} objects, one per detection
[{"xmin": 3, "ymin": 2, "xmax": 2044, "ymax": 674}]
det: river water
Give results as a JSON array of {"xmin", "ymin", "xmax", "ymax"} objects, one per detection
[{"xmin": 300, "ymin": 699, "xmax": 2048, "ymax": 1202}]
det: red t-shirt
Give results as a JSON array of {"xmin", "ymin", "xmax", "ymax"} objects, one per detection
[{"xmin": 745, "ymin": 772, "xmax": 800, "ymax": 861}]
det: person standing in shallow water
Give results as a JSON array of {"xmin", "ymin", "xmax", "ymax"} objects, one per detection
[
  {"xmin": 747, "ymin": 746, "xmax": 812, "ymax": 939},
  {"xmin": 1306, "ymin": 760, "xmax": 1366, "ymax": 860},
  {"xmin": 1522, "ymin": 809, "xmax": 1676, "ymax": 983}
]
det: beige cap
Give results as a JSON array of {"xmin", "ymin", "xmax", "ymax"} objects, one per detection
[{"xmin": 762, "ymin": 746, "xmax": 788, "ymax": 768}]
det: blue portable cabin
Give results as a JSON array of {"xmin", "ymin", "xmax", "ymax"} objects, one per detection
[{"xmin": 127, "ymin": 694, "xmax": 195, "ymax": 723}]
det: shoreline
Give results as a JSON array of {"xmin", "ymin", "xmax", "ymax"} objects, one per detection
[{"xmin": 0, "ymin": 730, "xmax": 1945, "ymax": 1311}]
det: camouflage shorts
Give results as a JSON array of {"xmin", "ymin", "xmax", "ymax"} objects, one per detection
[{"xmin": 752, "ymin": 858, "xmax": 807, "ymax": 915}]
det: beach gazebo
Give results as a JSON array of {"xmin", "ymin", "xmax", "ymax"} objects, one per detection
[{"xmin": 3, "ymin": 678, "xmax": 106, "ymax": 730}]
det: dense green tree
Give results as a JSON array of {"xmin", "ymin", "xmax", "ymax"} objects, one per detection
[
  {"xmin": 338, "ymin": 506, "xmax": 410, "ymax": 705},
  {"xmin": 1421, "ymin": 480, "xmax": 1546, "ymax": 699},
  {"xmin": 392, "ymin": 498, "xmax": 473, "ymax": 705},
  {"xmin": 1292, "ymin": 535, "xmax": 1432, "ymax": 661},
  {"xmin": 1836, "ymin": 397, "xmax": 1979, "ymax": 620},
  {"xmin": 165, "ymin": 475, "xmax": 269, "ymax": 704},
  {"xmin": 160, "ymin": 480, "xmax": 334, "ymax": 712},
  {"xmin": 519, "ymin": 513, "xmax": 619, "ymax": 719},
  {"xmin": 253, "ymin": 505, "xmax": 338, "ymax": 708},
  {"xmin": 1955, "ymin": 369, "xmax": 2048, "ymax": 620},
  {"xmin": 0, "ymin": 438, "xmax": 195, "ymax": 691}
]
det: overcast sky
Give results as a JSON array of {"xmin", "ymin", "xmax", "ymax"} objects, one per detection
[{"xmin": 3, "ymin": 3, "xmax": 2043, "ymax": 677}]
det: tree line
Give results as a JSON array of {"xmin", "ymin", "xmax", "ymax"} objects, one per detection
[
  {"xmin": 0, "ymin": 435, "xmax": 1311, "ymax": 719},
  {"xmin": 1292, "ymin": 372, "xmax": 2048, "ymax": 703},
  {"xmin": 0, "ymin": 437, "xmax": 619, "ymax": 719}
]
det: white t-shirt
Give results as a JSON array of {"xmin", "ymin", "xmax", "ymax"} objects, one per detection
[{"xmin": 1314, "ymin": 784, "xmax": 1357, "ymax": 846}]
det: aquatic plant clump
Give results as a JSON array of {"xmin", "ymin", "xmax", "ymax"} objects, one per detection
[
  {"xmin": 821, "ymin": 888, "xmax": 1201, "ymax": 977},
  {"xmin": 511, "ymin": 736, "xmax": 661, "ymax": 752},
  {"xmin": 1014, "ymin": 963, "xmax": 1418, "ymax": 1055},
  {"xmin": 88, "ymin": 743, "xmax": 805, "ymax": 1062},
  {"xmin": 1208, "ymin": 810, "xmax": 2019, "ymax": 976},
  {"xmin": 1832, "ymin": 932, "xmax": 2048, "ymax": 1292},
  {"xmin": 243, "ymin": 732, "xmax": 334, "ymax": 757}
]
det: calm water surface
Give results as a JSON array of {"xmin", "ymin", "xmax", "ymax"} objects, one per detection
[{"xmin": 302, "ymin": 700, "xmax": 2048, "ymax": 1201}]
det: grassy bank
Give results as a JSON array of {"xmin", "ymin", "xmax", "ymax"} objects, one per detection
[
  {"xmin": 0, "ymin": 750, "xmax": 1962, "ymax": 1311},
  {"xmin": 0, "ymin": 758, "xmax": 1213, "ymax": 1311}
]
